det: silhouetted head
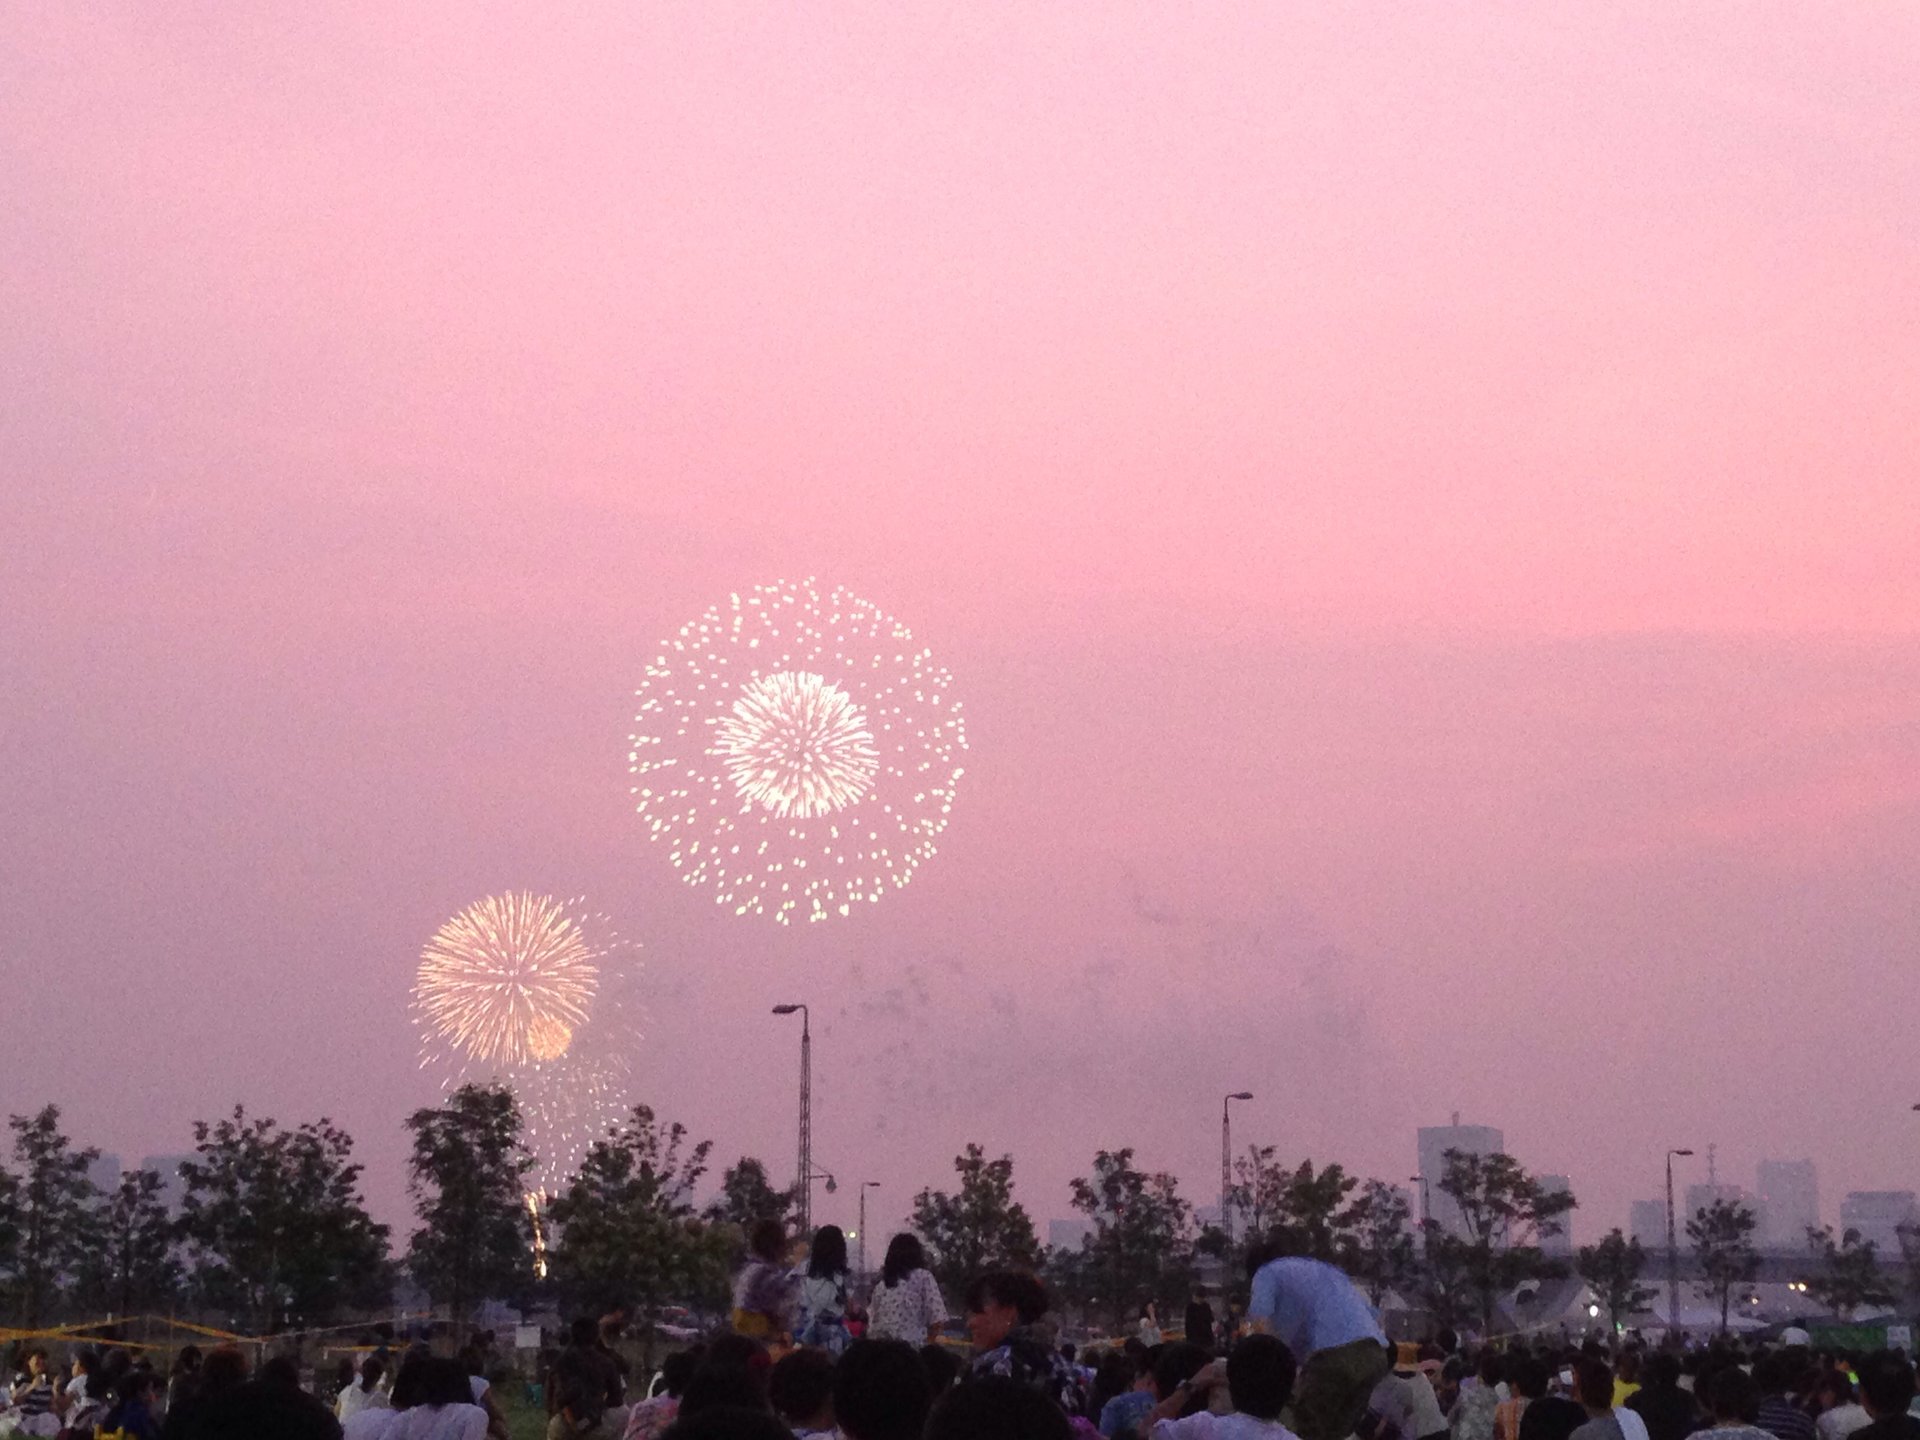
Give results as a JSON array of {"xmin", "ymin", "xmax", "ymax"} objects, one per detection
[
  {"xmin": 809, "ymin": 1224, "xmax": 849, "ymax": 1278},
  {"xmin": 1228, "ymin": 1334, "xmax": 1297, "ymax": 1420},
  {"xmin": 833, "ymin": 1339, "xmax": 930, "ymax": 1440},
  {"xmin": 882, "ymin": 1233, "xmax": 928, "ymax": 1288}
]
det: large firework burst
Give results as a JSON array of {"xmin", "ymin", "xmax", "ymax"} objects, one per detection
[
  {"xmin": 629, "ymin": 579, "xmax": 967, "ymax": 924},
  {"xmin": 411, "ymin": 893, "xmax": 637, "ymax": 1191}
]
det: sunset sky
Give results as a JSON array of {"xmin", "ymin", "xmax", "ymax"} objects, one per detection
[{"xmin": 4, "ymin": 5, "xmax": 1917, "ymax": 1244}]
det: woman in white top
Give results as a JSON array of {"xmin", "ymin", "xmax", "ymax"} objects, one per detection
[
  {"xmin": 866, "ymin": 1233, "xmax": 950, "ymax": 1344},
  {"xmin": 794, "ymin": 1225, "xmax": 854, "ymax": 1355},
  {"xmin": 337, "ymin": 1357, "xmax": 390, "ymax": 1422},
  {"xmin": 350, "ymin": 1355, "xmax": 488, "ymax": 1440}
]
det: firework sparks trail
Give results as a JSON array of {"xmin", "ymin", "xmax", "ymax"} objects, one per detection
[{"xmin": 628, "ymin": 579, "xmax": 968, "ymax": 924}]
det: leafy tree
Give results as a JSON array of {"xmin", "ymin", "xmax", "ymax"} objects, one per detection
[
  {"xmin": 1436, "ymin": 1149, "xmax": 1576, "ymax": 1333},
  {"xmin": 704, "ymin": 1157, "xmax": 796, "ymax": 1232},
  {"xmin": 1416, "ymin": 1228, "xmax": 1475, "ymax": 1329},
  {"xmin": 178, "ymin": 1106, "xmax": 392, "ymax": 1331},
  {"xmin": 6, "ymin": 1106, "xmax": 102, "ymax": 1324},
  {"xmin": 1227, "ymin": 1145, "xmax": 1291, "ymax": 1246},
  {"xmin": 1686, "ymin": 1198, "xmax": 1758, "ymax": 1333},
  {"xmin": 1346, "ymin": 1180, "xmax": 1418, "ymax": 1306},
  {"xmin": 1043, "ymin": 1241, "xmax": 1099, "ymax": 1322},
  {"xmin": 1806, "ymin": 1226, "xmax": 1895, "ymax": 1319},
  {"xmin": 1279, "ymin": 1161, "xmax": 1361, "ymax": 1261},
  {"xmin": 910, "ymin": 1144, "xmax": 1040, "ymax": 1300},
  {"xmin": 1896, "ymin": 1222, "xmax": 1920, "ymax": 1303},
  {"xmin": 1229, "ymin": 1149, "xmax": 1365, "ymax": 1269},
  {"xmin": 547, "ymin": 1105, "xmax": 715, "ymax": 1326},
  {"xmin": 405, "ymin": 1084, "xmax": 534, "ymax": 1335},
  {"xmin": 1068, "ymin": 1148, "xmax": 1193, "ymax": 1326},
  {"xmin": 74, "ymin": 1169, "xmax": 181, "ymax": 1316},
  {"xmin": 1576, "ymin": 1228, "xmax": 1657, "ymax": 1333}
]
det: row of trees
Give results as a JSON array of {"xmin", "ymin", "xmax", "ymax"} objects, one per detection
[
  {"xmin": 0, "ymin": 1104, "xmax": 390, "ymax": 1329},
  {"xmin": 8, "ymin": 1095, "xmax": 1910, "ymax": 1340},
  {"xmin": 1577, "ymin": 1199, "xmax": 1909, "ymax": 1334},
  {"xmin": 909, "ymin": 1142, "xmax": 1571, "ymax": 1335}
]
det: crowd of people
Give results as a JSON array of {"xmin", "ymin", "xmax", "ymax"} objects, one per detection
[{"xmin": 6, "ymin": 1224, "xmax": 1920, "ymax": 1440}]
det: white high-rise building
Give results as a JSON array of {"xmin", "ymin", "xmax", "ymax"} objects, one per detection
[
  {"xmin": 1839, "ymin": 1192, "xmax": 1917, "ymax": 1254},
  {"xmin": 1538, "ymin": 1175, "xmax": 1573, "ymax": 1254},
  {"xmin": 1757, "ymin": 1160, "xmax": 1819, "ymax": 1251},
  {"xmin": 1417, "ymin": 1120, "xmax": 1504, "ymax": 1239}
]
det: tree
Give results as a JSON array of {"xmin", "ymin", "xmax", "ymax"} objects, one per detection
[
  {"xmin": 1068, "ymin": 1148, "xmax": 1193, "ymax": 1327},
  {"xmin": 1227, "ymin": 1146, "xmax": 1291, "ymax": 1247},
  {"xmin": 1416, "ymin": 1228, "xmax": 1475, "ymax": 1330},
  {"xmin": 910, "ymin": 1145, "xmax": 1040, "ymax": 1300},
  {"xmin": 1345, "ymin": 1180, "xmax": 1418, "ymax": 1306},
  {"xmin": 1576, "ymin": 1228, "xmax": 1657, "ymax": 1333},
  {"xmin": 1436, "ymin": 1149, "xmax": 1576, "ymax": 1333},
  {"xmin": 404, "ymin": 1085, "xmax": 534, "ymax": 1335},
  {"xmin": 74, "ymin": 1169, "xmax": 181, "ymax": 1316},
  {"xmin": 1806, "ymin": 1226, "xmax": 1895, "ymax": 1319},
  {"xmin": 178, "ymin": 1106, "xmax": 392, "ymax": 1331},
  {"xmin": 6, "ymin": 1106, "xmax": 102, "ymax": 1324},
  {"xmin": 1686, "ymin": 1198, "xmax": 1758, "ymax": 1333},
  {"xmin": 1896, "ymin": 1222, "xmax": 1920, "ymax": 1303},
  {"xmin": 1229, "ymin": 1149, "xmax": 1366, "ymax": 1270},
  {"xmin": 1278, "ymin": 1161, "xmax": 1361, "ymax": 1261},
  {"xmin": 704, "ymin": 1157, "xmax": 796, "ymax": 1233},
  {"xmin": 547, "ymin": 1105, "xmax": 716, "ymax": 1327}
]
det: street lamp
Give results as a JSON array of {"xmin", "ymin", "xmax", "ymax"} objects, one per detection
[
  {"xmin": 773, "ymin": 1004, "xmax": 812, "ymax": 1236},
  {"xmin": 1666, "ymin": 1148, "xmax": 1695, "ymax": 1337},
  {"xmin": 859, "ymin": 1181, "xmax": 882, "ymax": 1284},
  {"xmin": 1222, "ymin": 1093, "xmax": 1253, "ymax": 1251},
  {"xmin": 1409, "ymin": 1175, "xmax": 1431, "ymax": 1251}
]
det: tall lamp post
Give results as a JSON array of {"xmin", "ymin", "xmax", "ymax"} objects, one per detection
[
  {"xmin": 1666, "ymin": 1147, "xmax": 1695, "ymax": 1336},
  {"xmin": 1221, "ymin": 1092, "xmax": 1253, "ymax": 1251},
  {"xmin": 1409, "ymin": 1174, "xmax": 1431, "ymax": 1251},
  {"xmin": 773, "ymin": 1003, "xmax": 812, "ymax": 1236},
  {"xmin": 858, "ymin": 1181, "xmax": 881, "ymax": 1284}
]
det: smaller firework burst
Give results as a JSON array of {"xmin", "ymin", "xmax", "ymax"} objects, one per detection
[
  {"xmin": 413, "ymin": 893, "xmax": 601, "ymax": 1068},
  {"xmin": 412, "ymin": 894, "xmax": 638, "ymax": 1193}
]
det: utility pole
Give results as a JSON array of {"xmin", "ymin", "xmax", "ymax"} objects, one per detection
[
  {"xmin": 1222, "ymin": 1092, "xmax": 1252, "ymax": 1252},
  {"xmin": 859, "ymin": 1181, "xmax": 881, "ymax": 1285},
  {"xmin": 1667, "ymin": 1147, "xmax": 1694, "ymax": 1337},
  {"xmin": 774, "ymin": 1004, "xmax": 812, "ymax": 1237}
]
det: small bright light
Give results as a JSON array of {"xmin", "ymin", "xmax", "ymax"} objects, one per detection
[{"xmin": 1587, "ymin": 1304, "xmax": 1600, "ymax": 1318}]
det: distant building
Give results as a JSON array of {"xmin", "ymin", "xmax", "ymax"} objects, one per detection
[
  {"xmin": 1417, "ymin": 1120, "xmax": 1504, "ymax": 1239},
  {"xmin": 1629, "ymin": 1200, "xmax": 1668, "ymax": 1250},
  {"xmin": 1538, "ymin": 1175, "xmax": 1573, "ymax": 1254},
  {"xmin": 1048, "ymin": 1218, "xmax": 1092, "ymax": 1251},
  {"xmin": 86, "ymin": 1152, "xmax": 122, "ymax": 1195},
  {"xmin": 140, "ymin": 1154, "xmax": 195, "ymax": 1216},
  {"xmin": 1839, "ymin": 1191, "xmax": 1917, "ymax": 1254},
  {"xmin": 1756, "ymin": 1160, "xmax": 1819, "ymax": 1251}
]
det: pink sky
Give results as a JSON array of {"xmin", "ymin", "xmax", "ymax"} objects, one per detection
[{"xmin": 3, "ymin": 5, "xmax": 1918, "ymax": 1245}]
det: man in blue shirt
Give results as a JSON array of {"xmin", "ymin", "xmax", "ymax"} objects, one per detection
[{"xmin": 1245, "ymin": 1228, "xmax": 1390, "ymax": 1440}]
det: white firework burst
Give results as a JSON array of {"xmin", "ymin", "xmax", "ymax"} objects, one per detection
[
  {"xmin": 629, "ymin": 578, "xmax": 968, "ymax": 924},
  {"xmin": 412, "ymin": 894, "xmax": 639, "ymax": 1192}
]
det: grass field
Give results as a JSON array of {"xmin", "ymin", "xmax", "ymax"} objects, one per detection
[{"xmin": 499, "ymin": 1387, "xmax": 551, "ymax": 1440}]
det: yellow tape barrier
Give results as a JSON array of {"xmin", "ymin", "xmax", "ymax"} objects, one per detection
[{"xmin": 0, "ymin": 1312, "xmax": 434, "ymax": 1349}]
